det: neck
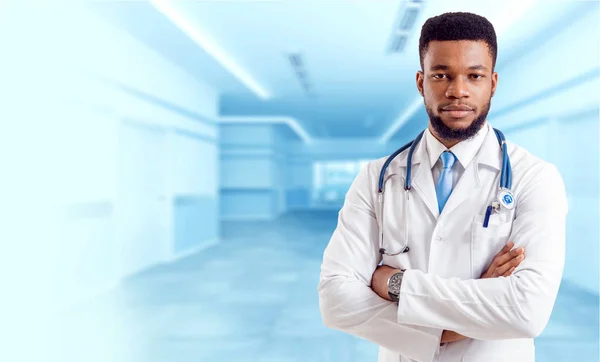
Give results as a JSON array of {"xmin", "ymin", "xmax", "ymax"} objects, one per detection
[{"xmin": 428, "ymin": 124, "xmax": 460, "ymax": 149}]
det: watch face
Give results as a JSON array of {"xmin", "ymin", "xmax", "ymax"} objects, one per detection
[{"xmin": 389, "ymin": 272, "xmax": 403, "ymax": 294}]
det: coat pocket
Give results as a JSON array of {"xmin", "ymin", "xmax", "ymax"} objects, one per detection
[{"xmin": 470, "ymin": 213, "xmax": 514, "ymax": 278}]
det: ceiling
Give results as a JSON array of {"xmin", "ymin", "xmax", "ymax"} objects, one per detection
[{"xmin": 92, "ymin": 0, "xmax": 583, "ymax": 141}]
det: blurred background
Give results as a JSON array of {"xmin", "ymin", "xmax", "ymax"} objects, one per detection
[{"xmin": 1, "ymin": 0, "xmax": 598, "ymax": 361}]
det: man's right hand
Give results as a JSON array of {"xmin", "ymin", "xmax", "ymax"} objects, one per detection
[
  {"xmin": 480, "ymin": 241, "xmax": 525, "ymax": 279},
  {"xmin": 440, "ymin": 241, "xmax": 525, "ymax": 344}
]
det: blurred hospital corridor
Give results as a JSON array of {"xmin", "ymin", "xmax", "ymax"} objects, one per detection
[{"xmin": 1, "ymin": 1, "xmax": 598, "ymax": 362}]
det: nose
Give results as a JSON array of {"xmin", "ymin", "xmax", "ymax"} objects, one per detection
[{"xmin": 445, "ymin": 76, "xmax": 470, "ymax": 99}]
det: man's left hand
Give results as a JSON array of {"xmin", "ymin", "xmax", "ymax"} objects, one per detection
[{"xmin": 371, "ymin": 264, "xmax": 401, "ymax": 301}]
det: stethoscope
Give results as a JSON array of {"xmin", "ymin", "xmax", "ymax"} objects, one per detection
[{"xmin": 377, "ymin": 128, "xmax": 515, "ymax": 256}]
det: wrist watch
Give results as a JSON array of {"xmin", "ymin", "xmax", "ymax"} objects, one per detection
[{"xmin": 387, "ymin": 269, "xmax": 406, "ymax": 302}]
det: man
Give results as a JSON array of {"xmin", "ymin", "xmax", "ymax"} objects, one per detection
[{"xmin": 318, "ymin": 12, "xmax": 567, "ymax": 362}]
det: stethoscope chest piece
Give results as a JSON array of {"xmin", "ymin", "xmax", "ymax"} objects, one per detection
[{"xmin": 497, "ymin": 188, "xmax": 515, "ymax": 211}]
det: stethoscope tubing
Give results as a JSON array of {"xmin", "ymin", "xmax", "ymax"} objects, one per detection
[{"xmin": 377, "ymin": 128, "xmax": 513, "ymax": 255}]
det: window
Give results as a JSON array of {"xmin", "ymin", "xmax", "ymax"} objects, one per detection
[{"xmin": 312, "ymin": 159, "xmax": 371, "ymax": 206}]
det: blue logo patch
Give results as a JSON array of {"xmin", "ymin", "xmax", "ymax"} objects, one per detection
[{"xmin": 503, "ymin": 194, "xmax": 513, "ymax": 205}]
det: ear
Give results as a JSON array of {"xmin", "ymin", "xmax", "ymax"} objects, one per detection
[
  {"xmin": 416, "ymin": 71, "xmax": 424, "ymax": 96},
  {"xmin": 491, "ymin": 71, "xmax": 498, "ymax": 97}
]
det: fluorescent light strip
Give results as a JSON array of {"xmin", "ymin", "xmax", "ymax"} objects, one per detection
[
  {"xmin": 379, "ymin": 95, "xmax": 423, "ymax": 143},
  {"xmin": 219, "ymin": 116, "xmax": 313, "ymax": 144},
  {"xmin": 150, "ymin": 0, "xmax": 271, "ymax": 100}
]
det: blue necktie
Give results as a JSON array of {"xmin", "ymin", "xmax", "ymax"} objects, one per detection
[{"xmin": 436, "ymin": 151, "xmax": 456, "ymax": 213}]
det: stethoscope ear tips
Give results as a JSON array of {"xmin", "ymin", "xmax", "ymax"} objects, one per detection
[{"xmin": 379, "ymin": 247, "xmax": 410, "ymax": 255}]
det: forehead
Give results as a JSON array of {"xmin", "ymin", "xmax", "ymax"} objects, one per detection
[{"xmin": 423, "ymin": 40, "xmax": 493, "ymax": 69}]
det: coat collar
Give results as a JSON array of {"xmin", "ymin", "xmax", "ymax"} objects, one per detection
[
  {"xmin": 387, "ymin": 122, "xmax": 503, "ymax": 174},
  {"xmin": 426, "ymin": 122, "xmax": 490, "ymax": 171},
  {"xmin": 475, "ymin": 122, "xmax": 504, "ymax": 171}
]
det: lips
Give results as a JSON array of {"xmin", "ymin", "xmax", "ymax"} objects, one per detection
[
  {"xmin": 441, "ymin": 105, "xmax": 473, "ymax": 119},
  {"xmin": 442, "ymin": 105, "xmax": 473, "ymax": 111}
]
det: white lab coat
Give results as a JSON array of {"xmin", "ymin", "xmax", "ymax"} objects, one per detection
[{"xmin": 318, "ymin": 123, "xmax": 568, "ymax": 362}]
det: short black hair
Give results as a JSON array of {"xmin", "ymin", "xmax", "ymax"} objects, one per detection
[{"xmin": 419, "ymin": 12, "xmax": 497, "ymax": 70}]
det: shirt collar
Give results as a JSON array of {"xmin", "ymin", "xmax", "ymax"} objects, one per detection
[{"xmin": 425, "ymin": 122, "xmax": 490, "ymax": 169}]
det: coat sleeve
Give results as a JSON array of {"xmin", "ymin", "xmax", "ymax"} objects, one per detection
[
  {"xmin": 396, "ymin": 163, "xmax": 568, "ymax": 340},
  {"xmin": 318, "ymin": 162, "xmax": 444, "ymax": 362}
]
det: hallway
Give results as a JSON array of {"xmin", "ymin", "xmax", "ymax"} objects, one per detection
[{"xmin": 56, "ymin": 211, "xmax": 598, "ymax": 362}]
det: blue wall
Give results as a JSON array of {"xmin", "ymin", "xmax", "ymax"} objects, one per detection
[
  {"xmin": 169, "ymin": 130, "xmax": 220, "ymax": 258},
  {"xmin": 219, "ymin": 123, "xmax": 290, "ymax": 220}
]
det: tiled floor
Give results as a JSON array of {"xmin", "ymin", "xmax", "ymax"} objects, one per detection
[{"xmin": 53, "ymin": 211, "xmax": 598, "ymax": 362}]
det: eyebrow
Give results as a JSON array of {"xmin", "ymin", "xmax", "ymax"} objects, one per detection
[
  {"xmin": 468, "ymin": 65, "xmax": 488, "ymax": 71},
  {"xmin": 430, "ymin": 65, "xmax": 449, "ymax": 71},
  {"xmin": 429, "ymin": 64, "xmax": 489, "ymax": 71}
]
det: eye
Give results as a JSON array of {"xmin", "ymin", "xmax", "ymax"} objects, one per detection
[
  {"xmin": 432, "ymin": 74, "xmax": 447, "ymax": 79},
  {"xmin": 470, "ymin": 74, "xmax": 485, "ymax": 80}
]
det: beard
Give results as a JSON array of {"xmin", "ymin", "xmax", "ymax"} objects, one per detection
[{"xmin": 425, "ymin": 99, "xmax": 491, "ymax": 142}]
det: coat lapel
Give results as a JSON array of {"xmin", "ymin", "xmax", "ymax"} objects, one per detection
[
  {"xmin": 407, "ymin": 135, "xmax": 440, "ymax": 219},
  {"xmin": 438, "ymin": 161, "xmax": 481, "ymax": 217}
]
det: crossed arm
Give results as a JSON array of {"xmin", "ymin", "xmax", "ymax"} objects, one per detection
[
  {"xmin": 370, "ymin": 241, "xmax": 525, "ymax": 344},
  {"xmin": 318, "ymin": 163, "xmax": 567, "ymax": 362}
]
